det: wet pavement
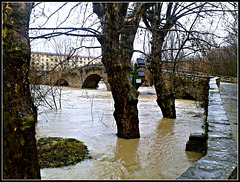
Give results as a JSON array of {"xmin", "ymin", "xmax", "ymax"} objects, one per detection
[{"xmin": 219, "ymin": 82, "xmax": 238, "ymax": 143}]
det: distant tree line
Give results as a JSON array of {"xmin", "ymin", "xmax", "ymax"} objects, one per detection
[{"xmin": 186, "ymin": 45, "xmax": 237, "ymax": 77}]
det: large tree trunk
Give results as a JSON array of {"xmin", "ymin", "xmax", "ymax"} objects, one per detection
[
  {"xmin": 93, "ymin": 3, "xmax": 152, "ymax": 138},
  {"xmin": 100, "ymin": 3, "xmax": 140, "ymax": 139},
  {"xmin": 149, "ymin": 32, "xmax": 176, "ymax": 119},
  {"xmin": 3, "ymin": 3, "xmax": 41, "ymax": 179},
  {"xmin": 104, "ymin": 59, "xmax": 140, "ymax": 139}
]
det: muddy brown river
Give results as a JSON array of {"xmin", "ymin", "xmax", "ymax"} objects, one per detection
[{"xmin": 36, "ymin": 83, "xmax": 205, "ymax": 179}]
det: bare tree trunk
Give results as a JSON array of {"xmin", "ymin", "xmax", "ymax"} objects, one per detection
[
  {"xmin": 104, "ymin": 58, "xmax": 140, "ymax": 138},
  {"xmin": 3, "ymin": 3, "xmax": 41, "ymax": 179},
  {"xmin": 93, "ymin": 3, "xmax": 153, "ymax": 138},
  {"xmin": 93, "ymin": 3, "xmax": 156, "ymax": 138},
  {"xmin": 149, "ymin": 32, "xmax": 176, "ymax": 119},
  {"xmin": 100, "ymin": 3, "xmax": 140, "ymax": 138}
]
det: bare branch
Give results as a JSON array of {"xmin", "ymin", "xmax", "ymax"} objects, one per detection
[
  {"xmin": 40, "ymin": 2, "xmax": 68, "ymax": 28},
  {"xmin": 29, "ymin": 27, "xmax": 101, "ymax": 40},
  {"xmin": 56, "ymin": 3, "xmax": 81, "ymax": 28}
]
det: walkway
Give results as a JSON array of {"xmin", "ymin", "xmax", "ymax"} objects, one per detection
[
  {"xmin": 219, "ymin": 82, "xmax": 238, "ymax": 143},
  {"xmin": 178, "ymin": 78, "xmax": 238, "ymax": 180}
]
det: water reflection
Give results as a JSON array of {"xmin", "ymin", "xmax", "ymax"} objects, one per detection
[
  {"xmin": 185, "ymin": 151, "xmax": 203, "ymax": 163},
  {"xmin": 157, "ymin": 118, "xmax": 175, "ymax": 135},
  {"xmin": 114, "ymin": 138, "xmax": 141, "ymax": 176}
]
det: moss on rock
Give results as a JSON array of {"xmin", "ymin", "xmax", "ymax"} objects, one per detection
[{"xmin": 37, "ymin": 137, "xmax": 92, "ymax": 168}]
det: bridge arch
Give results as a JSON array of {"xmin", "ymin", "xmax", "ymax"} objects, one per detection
[
  {"xmin": 82, "ymin": 74, "xmax": 103, "ymax": 89},
  {"xmin": 55, "ymin": 78, "xmax": 69, "ymax": 86}
]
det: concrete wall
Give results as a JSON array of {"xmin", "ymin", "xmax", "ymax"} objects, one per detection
[{"xmin": 178, "ymin": 77, "xmax": 238, "ymax": 179}]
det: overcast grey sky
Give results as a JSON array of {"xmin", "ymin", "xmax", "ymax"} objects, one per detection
[{"xmin": 29, "ymin": 2, "xmax": 234, "ymax": 61}]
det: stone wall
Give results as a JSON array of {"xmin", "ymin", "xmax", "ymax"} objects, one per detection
[
  {"xmin": 178, "ymin": 77, "xmax": 238, "ymax": 180},
  {"xmin": 218, "ymin": 76, "xmax": 238, "ymax": 84},
  {"xmin": 144, "ymin": 70, "xmax": 210, "ymax": 107},
  {"xmin": 170, "ymin": 73, "xmax": 209, "ymax": 108}
]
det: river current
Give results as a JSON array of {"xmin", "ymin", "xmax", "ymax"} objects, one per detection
[{"xmin": 36, "ymin": 83, "xmax": 205, "ymax": 179}]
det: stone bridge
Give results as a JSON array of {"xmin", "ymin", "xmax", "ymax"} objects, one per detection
[
  {"xmin": 36, "ymin": 63, "xmax": 111, "ymax": 90},
  {"xmin": 35, "ymin": 63, "xmax": 223, "ymax": 105}
]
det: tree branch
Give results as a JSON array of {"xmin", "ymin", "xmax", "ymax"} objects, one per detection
[
  {"xmin": 29, "ymin": 27, "xmax": 101, "ymax": 40},
  {"xmin": 40, "ymin": 2, "xmax": 68, "ymax": 28}
]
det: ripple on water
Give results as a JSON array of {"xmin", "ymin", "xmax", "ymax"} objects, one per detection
[{"xmin": 37, "ymin": 85, "xmax": 205, "ymax": 180}]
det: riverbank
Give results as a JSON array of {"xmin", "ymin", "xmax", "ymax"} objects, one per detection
[{"xmin": 178, "ymin": 78, "xmax": 238, "ymax": 179}]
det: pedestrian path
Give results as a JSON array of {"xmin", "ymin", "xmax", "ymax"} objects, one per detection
[
  {"xmin": 178, "ymin": 77, "xmax": 238, "ymax": 179},
  {"xmin": 219, "ymin": 82, "xmax": 238, "ymax": 143}
]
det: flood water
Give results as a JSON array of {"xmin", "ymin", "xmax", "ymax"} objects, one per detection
[{"xmin": 36, "ymin": 83, "xmax": 205, "ymax": 179}]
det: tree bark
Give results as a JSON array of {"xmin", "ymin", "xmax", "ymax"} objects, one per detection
[
  {"xmin": 105, "ymin": 60, "xmax": 140, "ymax": 139},
  {"xmin": 149, "ymin": 32, "xmax": 176, "ymax": 119},
  {"xmin": 3, "ymin": 3, "xmax": 41, "ymax": 179},
  {"xmin": 100, "ymin": 3, "xmax": 140, "ymax": 139},
  {"xmin": 93, "ymin": 3, "xmax": 153, "ymax": 138}
]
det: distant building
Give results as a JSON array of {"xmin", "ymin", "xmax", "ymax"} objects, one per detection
[{"xmin": 30, "ymin": 51, "xmax": 102, "ymax": 72}]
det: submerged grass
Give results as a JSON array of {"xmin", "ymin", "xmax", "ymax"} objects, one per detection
[{"xmin": 37, "ymin": 137, "xmax": 92, "ymax": 169}]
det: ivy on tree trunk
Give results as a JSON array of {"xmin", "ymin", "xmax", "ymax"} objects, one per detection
[{"xmin": 3, "ymin": 2, "xmax": 41, "ymax": 179}]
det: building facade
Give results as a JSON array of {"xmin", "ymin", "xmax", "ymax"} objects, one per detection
[{"xmin": 30, "ymin": 52, "xmax": 102, "ymax": 72}]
